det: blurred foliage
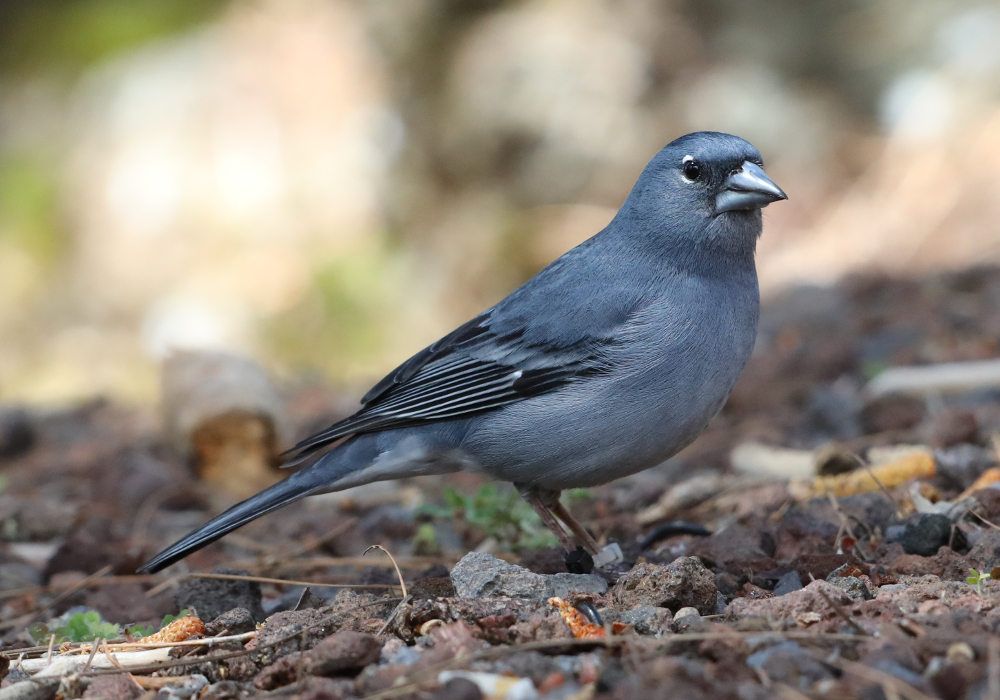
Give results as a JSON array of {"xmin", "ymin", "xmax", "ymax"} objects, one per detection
[
  {"xmin": 412, "ymin": 522, "xmax": 441, "ymax": 556},
  {"xmin": 0, "ymin": 153, "xmax": 63, "ymax": 265},
  {"xmin": 28, "ymin": 608, "xmax": 192, "ymax": 644},
  {"xmin": 29, "ymin": 610, "xmax": 119, "ymax": 644},
  {"xmin": 0, "ymin": 0, "xmax": 997, "ymax": 403},
  {"xmin": 261, "ymin": 244, "xmax": 403, "ymax": 379},
  {"xmin": 420, "ymin": 483, "xmax": 592, "ymax": 552},
  {"xmin": 0, "ymin": 0, "xmax": 228, "ymax": 76}
]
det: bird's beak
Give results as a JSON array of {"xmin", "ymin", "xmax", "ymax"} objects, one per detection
[{"xmin": 714, "ymin": 161, "xmax": 787, "ymax": 214}]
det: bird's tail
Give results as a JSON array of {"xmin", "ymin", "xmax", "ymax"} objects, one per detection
[{"xmin": 137, "ymin": 436, "xmax": 376, "ymax": 573}]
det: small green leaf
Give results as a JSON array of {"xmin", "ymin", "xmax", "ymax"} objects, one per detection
[
  {"xmin": 160, "ymin": 609, "xmax": 191, "ymax": 628},
  {"xmin": 28, "ymin": 624, "xmax": 50, "ymax": 645},
  {"xmin": 412, "ymin": 523, "xmax": 440, "ymax": 556},
  {"xmin": 564, "ymin": 489, "xmax": 593, "ymax": 502}
]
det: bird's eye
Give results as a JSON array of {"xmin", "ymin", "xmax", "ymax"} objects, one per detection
[{"xmin": 681, "ymin": 157, "xmax": 701, "ymax": 182}]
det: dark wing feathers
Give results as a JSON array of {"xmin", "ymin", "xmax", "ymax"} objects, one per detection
[
  {"xmin": 360, "ymin": 315, "xmax": 492, "ymax": 404},
  {"xmin": 283, "ymin": 309, "xmax": 612, "ymax": 462},
  {"xmin": 283, "ymin": 254, "xmax": 655, "ymax": 463}
]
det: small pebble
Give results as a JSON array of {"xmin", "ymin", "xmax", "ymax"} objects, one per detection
[
  {"xmin": 946, "ymin": 642, "xmax": 975, "ymax": 664},
  {"xmin": 674, "ymin": 607, "xmax": 700, "ymax": 620}
]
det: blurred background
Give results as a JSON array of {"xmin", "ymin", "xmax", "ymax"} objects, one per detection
[
  {"xmin": 1, "ymin": 0, "xmax": 999, "ymax": 405},
  {"xmin": 2, "ymin": 0, "xmax": 1000, "ymax": 631}
]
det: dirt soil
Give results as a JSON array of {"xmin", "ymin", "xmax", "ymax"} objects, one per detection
[{"xmin": 4, "ymin": 267, "xmax": 1000, "ymax": 699}]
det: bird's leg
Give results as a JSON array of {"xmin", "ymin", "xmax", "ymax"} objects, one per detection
[
  {"xmin": 551, "ymin": 500, "xmax": 602, "ymax": 556},
  {"xmin": 519, "ymin": 486, "xmax": 577, "ymax": 553}
]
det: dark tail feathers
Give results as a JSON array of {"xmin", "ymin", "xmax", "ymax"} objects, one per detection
[{"xmin": 137, "ymin": 463, "xmax": 334, "ymax": 573}]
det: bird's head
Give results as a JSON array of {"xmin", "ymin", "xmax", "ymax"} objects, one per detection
[{"xmin": 624, "ymin": 131, "xmax": 786, "ymax": 258}]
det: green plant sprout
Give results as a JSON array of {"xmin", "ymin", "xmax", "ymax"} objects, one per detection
[
  {"xmin": 967, "ymin": 568, "xmax": 991, "ymax": 595},
  {"xmin": 29, "ymin": 608, "xmax": 192, "ymax": 644},
  {"xmin": 29, "ymin": 610, "xmax": 119, "ymax": 644},
  {"xmin": 412, "ymin": 523, "xmax": 441, "ymax": 556},
  {"xmin": 418, "ymin": 484, "xmax": 592, "ymax": 552}
]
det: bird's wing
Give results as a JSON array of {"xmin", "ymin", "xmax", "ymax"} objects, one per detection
[{"xmin": 283, "ymin": 305, "xmax": 623, "ymax": 462}]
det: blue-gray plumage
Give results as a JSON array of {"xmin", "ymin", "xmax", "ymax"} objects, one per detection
[{"xmin": 138, "ymin": 131, "xmax": 786, "ymax": 573}]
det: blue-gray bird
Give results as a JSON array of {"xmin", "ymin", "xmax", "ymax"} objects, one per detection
[{"xmin": 138, "ymin": 131, "xmax": 786, "ymax": 573}]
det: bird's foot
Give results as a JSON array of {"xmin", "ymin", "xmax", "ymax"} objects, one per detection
[
  {"xmin": 565, "ymin": 546, "xmax": 594, "ymax": 574},
  {"xmin": 521, "ymin": 488, "xmax": 579, "ymax": 553},
  {"xmin": 518, "ymin": 484, "xmax": 620, "ymax": 569},
  {"xmin": 551, "ymin": 499, "xmax": 602, "ymax": 555}
]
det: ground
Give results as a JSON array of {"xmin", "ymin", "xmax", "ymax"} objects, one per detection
[{"xmin": 3, "ymin": 267, "xmax": 1000, "ymax": 699}]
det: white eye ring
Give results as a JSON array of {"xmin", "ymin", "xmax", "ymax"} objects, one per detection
[{"xmin": 681, "ymin": 155, "xmax": 701, "ymax": 182}]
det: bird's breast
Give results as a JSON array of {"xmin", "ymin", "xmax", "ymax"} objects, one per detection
[{"xmin": 464, "ymin": 273, "xmax": 759, "ymax": 489}]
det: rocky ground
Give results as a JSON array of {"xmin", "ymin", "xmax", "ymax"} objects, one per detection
[{"xmin": 4, "ymin": 268, "xmax": 1000, "ymax": 699}]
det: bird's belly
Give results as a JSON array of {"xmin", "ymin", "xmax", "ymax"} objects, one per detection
[{"xmin": 462, "ymin": 337, "xmax": 750, "ymax": 490}]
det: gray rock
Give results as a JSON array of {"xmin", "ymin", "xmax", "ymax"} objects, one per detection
[
  {"xmin": 205, "ymin": 608, "xmax": 256, "ymax": 636},
  {"xmin": 451, "ymin": 552, "xmax": 606, "ymax": 600},
  {"xmin": 548, "ymin": 572, "xmax": 607, "ymax": 598},
  {"xmin": 773, "ymin": 570, "xmax": 803, "ymax": 596},
  {"xmin": 747, "ymin": 641, "xmax": 834, "ymax": 690},
  {"xmin": 826, "ymin": 565, "xmax": 873, "ymax": 601},
  {"xmin": 826, "ymin": 575, "xmax": 872, "ymax": 601},
  {"xmin": 452, "ymin": 552, "xmax": 548, "ymax": 599},
  {"xmin": 611, "ymin": 556, "xmax": 718, "ymax": 615},
  {"xmin": 936, "ymin": 444, "xmax": 996, "ymax": 490},
  {"xmin": 175, "ymin": 567, "xmax": 266, "ymax": 622},
  {"xmin": 614, "ymin": 605, "xmax": 673, "ymax": 635},
  {"xmin": 886, "ymin": 513, "xmax": 960, "ymax": 556}
]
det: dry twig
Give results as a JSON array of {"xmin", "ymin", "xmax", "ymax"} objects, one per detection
[
  {"xmin": 363, "ymin": 545, "xmax": 408, "ymax": 598},
  {"xmin": 191, "ymin": 572, "xmax": 395, "ymax": 590}
]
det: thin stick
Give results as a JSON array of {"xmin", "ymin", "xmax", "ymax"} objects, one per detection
[
  {"xmin": 0, "ymin": 575, "xmax": 161, "ymax": 602},
  {"xmin": 852, "ymin": 452, "xmax": 905, "ymax": 519},
  {"xmin": 191, "ymin": 572, "xmax": 395, "ymax": 590},
  {"xmin": 228, "ymin": 554, "xmax": 474, "ymax": 571},
  {"xmin": 45, "ymin": 635, "xmax": 54, "ymax": 664},
  {"xmin": 363, "ymin": 545, "xmax": 408, "ymax": 598},
  {"xmin": 76, "ymin": 631, "xmax": 257, "ymax": 654},
  {"xmin": 10, "ymin": 630, "xmax": 258, "ymax": 659},
  {"xmin": 377, "ymin": 596, "xmax": 411, "ymax": 637},
  {"xmin": 768, "ymin": 498, "xmax": 794, "ymax": 524},
  {"xmin": 82, "ymin": 640, "xmax": 101, "ymax": 673},
  {"xmin": 970, "ymin": 511, "xmax": 1000, "ymax": 532},
  {"xmin": 144, "ymin": 576, "xmax": 182, "ymax": 599},
  {"xmin": 102, "ymin": 639, "xmax": 126, "ymax": 671},
  {"xmin": 815, "ymin": 586, "xmax": 868, "ymax": 637},
  {"xmin": 826, "ymin": 492, "xmax": 869, "ymax": 561}
]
